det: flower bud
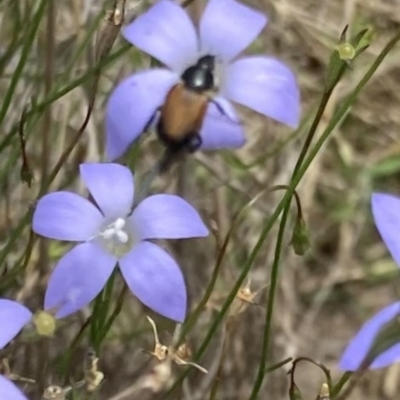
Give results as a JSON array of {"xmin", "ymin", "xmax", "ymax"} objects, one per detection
[
  {"xmin": 33, "ymin": 310, "xmax": 56, "ymax": 337},
  {"xmin": 337, "ymin": 43, "xmax": 356, "ymax": 60},
  {"xmin": 289, "ymin": 383, "xmax": 303, "ymax": 400},
  {"xmin": 316, "ymin": 383, "xmax": 330, "ymax": 400},
  {"xmin": 43, "ymin": 386, "xmax": 65, "ymax": 400},
  {"xmin": 290, "ymin": 217, "xmax": 310, "ymax": 256}
]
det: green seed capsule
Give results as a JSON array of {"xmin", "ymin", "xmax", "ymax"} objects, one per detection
[
  {"xmin": 33, "ymin": 311, "xmax": 56, "ymax": 337},
  {"xmin": 337, "ymin": 43, "xmax": 356, "ymax": 60}
]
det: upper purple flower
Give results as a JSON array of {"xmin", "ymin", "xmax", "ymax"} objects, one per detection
[
  {"xmin": 106, "ymin": 0, "xmax": 300, "ymax": 160},
  {"xmin": 32, "ymin": 163, "xmax": 208, "ymax": 322},
  {"xmin": 0, "ymin": 299, "xmax": 32, "ymax": 400},
  {"xmin": 339, "ymin": 193, "xmax": 400, "ymax": 370}
]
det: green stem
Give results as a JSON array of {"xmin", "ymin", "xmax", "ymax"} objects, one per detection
[
  {"xmin": 0, "ymin": 0, "xmax": 48, "ymax": 126},
  {"xmin": 249, "ymin": 72, "xmax": 344, "ymax": 400},
  {"xmin": 247, "ymin": 30, "xmax": 400, "ymax": 399},
  {"xmin": 159, "ymin": 29, "xmax": 400, "ymax": 399},
  {"xmin": 0, "ymin": 43, "xmax": 130, "ymax": 154},
  {"xmin": 248, "ymin": 199, "xmax": 294, "ymax": 400},
  {"xmin": 0, "ymin": 2, "xmax": 23, "ymax": 75},
  {"xmin": 177, "ymin": 187, "xmax": 279, "ymax": 346},
  {"xmin": 97, "ymin": 284, "xmax": 128, "ymax": 345},
  {"xmin": 331, "ymin": 372, "xmax": 352, "ymax": 398},
  {"xmin": 265, "ymin": 357, "xmax": 293, "ymax": 374}
]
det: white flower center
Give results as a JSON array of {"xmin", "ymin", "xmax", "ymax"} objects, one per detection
[
  {"xmin": 95, "ymin": 217, "xmax": 135, "ymax": 258},
  {"xmin": 101, "ymin": 218, "xmax": 129, "ymax": 243}
]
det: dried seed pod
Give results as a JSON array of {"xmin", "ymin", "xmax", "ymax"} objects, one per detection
[
  {"xmin": 84, "ymin": 349, "xmax": 104, "ymax": 392},
  {"xmin": 229, "ymin": 278, "xmax": 265, "ymax": 317},
  {"xmin": 316, "ymin": 383, "xmax": 330, "ymax": 400},
  {"xmin": 145, "ymin": 317, "xmax": 207, "ymax": 373},
  {"xmin": 42, "ymin": 386, "xmax": 65, "ymax": 400},
  {"xmin": 95, "ymin": 0, "xmax": 126, "ymax": 62}
]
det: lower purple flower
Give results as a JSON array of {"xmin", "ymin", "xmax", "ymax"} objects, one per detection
[
  {"xmin": 0, "ymin": 299, "xmax": 32, "ymax": 400},
  {"xmin": 32, "ymin": 163, "xmax": 209, "ymax": 322},
  {"xmin": 339, "ymin": 193, "xmax": 400, "ymax": 370},
  {"xmin": 339, "ymin": 302, "xmax": 400, "ymax": 370}
]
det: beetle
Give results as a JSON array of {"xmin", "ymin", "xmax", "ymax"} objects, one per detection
[{"xmin": 152, "ymin": 55, "xmax": 235, "ymax": 172}]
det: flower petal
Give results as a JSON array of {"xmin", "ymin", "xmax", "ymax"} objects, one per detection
[
  {"xmin": 119, "ymin": 242, "xmax": 186, "ymax": 322},
  {"xmin": 130, "ymin": 194, "xmax": 208, "ymax": 240},
  {"xmin": 106, "ymin": 69, "xmax": 178, "ymax": 160},
  {"xmin": 45, "ymin": 243, "xmax": 116, "ymax": 318},
  {"xmin": 370, "ymin": 343, "xmax": 400, "ymax": 369},
  {"xmin": 371, "ymin": 193, "xmax": 400, "ymax": 268},
  {"xmin": 199, "ymin": 0, "xmax": 267, "ymax": 62},
  {"xmin": 0, "ymin": 300, "xmax": 32, "ymax": 350},
  {"xmin": 0, "ymin": 376, "xmax": 28, "ymax": 400},
  {"xmin": 33, "ymin": 192, "xmax": 103, "ymax": 241},
  {"xmin": 222, "ymin": 56, "xmax": 300, "ymax": 128},
  {"xmin": 200, "ymin": 100, "xmax": 245, "ymax": 150},
  {"xmin": 122, "ymin": 0, "xmax": 197, "ymax": 71},
  {"xmin": 339, "ymin": 302, "xmax": 400, "ymax": 371},
  {"xmin": 80, "ymin": 163, "xmax": 134, "ymax": 219}
]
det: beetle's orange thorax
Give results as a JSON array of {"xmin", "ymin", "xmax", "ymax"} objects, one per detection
[{"xmin": 159, "ymin": 84, "xmax": 208, "ymax": 142}]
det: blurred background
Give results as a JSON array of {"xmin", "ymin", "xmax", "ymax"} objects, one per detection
[{"xmin": 1, "ymin": 0, "xmax": 400, "ymax": 399}]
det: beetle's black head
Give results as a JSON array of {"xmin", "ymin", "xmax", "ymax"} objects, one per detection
[{"xmin": 181, "ymin": 55, "xmax": 215, "ymax": 92}]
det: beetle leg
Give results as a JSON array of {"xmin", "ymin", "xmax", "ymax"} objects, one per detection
[{"xmin": 187, "ymin": 134, "xmax": 202, "ymax": 153}]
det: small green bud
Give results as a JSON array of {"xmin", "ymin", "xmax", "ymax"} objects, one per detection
[
  {"xmin": 291, "ymin": 217, "xmax": 310, "ymax": 256},
  {"xmin": 33, "ymin": 310, "xmax": 56, "ymax": 337},
  {"xmin": 336, "ymin": 43, "xmax": 356, "ymax": 60},
  {"xmin": 325, "ymin": 26, "xmax": 370, "ymax": 91},
  {"xmin": 289, "ymin": 383, "xmax": 303, "ymax": 400}
]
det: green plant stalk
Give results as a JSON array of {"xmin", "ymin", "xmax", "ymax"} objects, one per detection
[
  {"xmin": 0, "ymin": 43, "xmax": 131, "ymax": 154},
  {"xmin": 160, "ymin": 30, "xmax": 400, "ymax": 399},
  {"xmin": 208, "ymin": 324, "xmax": 228, "ymax": 400},
  {"xmin": 177, "ymin": 250, "xmax": 224, "ymax": 345},
  {"xmin": 96, "ymin": 284, "xmax": 128, "ymax": 346},
  {"xmin": 0, "ymin": 211, "xmax": 31, "ymax": 274},
  {"xmin": 177, "ymin": 187, "xmax": 278, "ymax": 346},
  {"xmin": 0, "ymin": 2, "xmax": 23, "ymax": 75},
  {"xmin": 248, "ymin": 30, "xmax": 400, "ymax": 400},
  {"xmin": 96, "ymin": 271, "xmax": 117, "ymax": 346},
  {"xmin": 248, "ymin": 56, "xmax": 348, "ymax": 400},
  {"xmin": 0, "ymin": 0, "xmax": 48, "ymax": 126},
  {"xmin": 247, "ymin": 200, "xmax": 291, "ymax": 399},
  {"xmin": 90, "ymin": 271, "xmax": 116, "ymax": 350},
  {"xmin": 61, "ymin": 10, "xmax": 106, "ymax": 79},
  {"xmin": 331, "ymin": 372, "xmax": 352, "ymax": 398},
  {"xmin": 265, "ymin": 357, "xmax": 293, "ymax": 374},
  {"xmin": 60, "ymin": 316, "xmax": 92, "ymax": 380}
]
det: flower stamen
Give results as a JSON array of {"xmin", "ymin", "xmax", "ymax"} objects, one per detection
[{"xmin": 100, "ymin": 218, "xmax": 129, "ymax": 244}]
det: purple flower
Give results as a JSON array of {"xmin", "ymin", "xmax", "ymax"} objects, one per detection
[
  {"xmin": 339, "ymin": 193, "xmax": 400, "ymax": 370},
  {"xmin": 106, "ymin": 0, "xmax": 300, "ymax": 160},
  {"xmin": 32, "ymin": 163, "xmax": 208, "ymax": 322},
  {"xmin": 0, "ymin": 299, "xmax": 32, "ymax": 400}
]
